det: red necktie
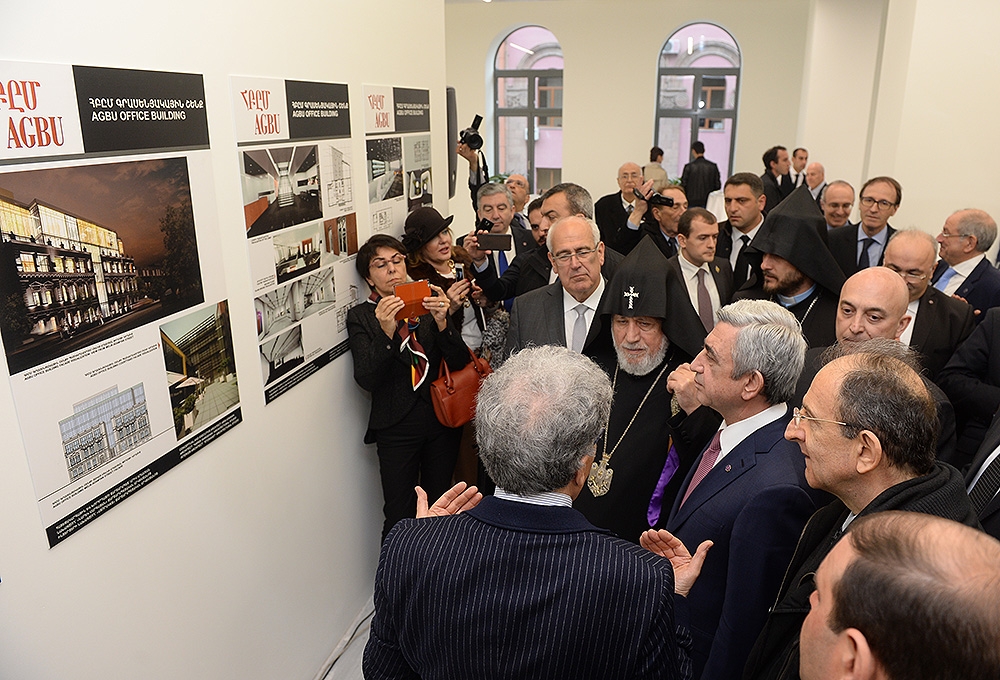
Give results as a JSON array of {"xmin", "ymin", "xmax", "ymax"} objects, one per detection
[{"xmin": 680, "ymin": 430, "xmax": 722, "ymax": 507}]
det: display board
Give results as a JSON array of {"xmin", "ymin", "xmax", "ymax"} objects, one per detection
[
  {"xmin": 0, "ymin": 61, "xmax": 240, "ymax": 547},
  {"xmin": 231, "ymin": 77, "xmax": 361, "ymax": 404}
]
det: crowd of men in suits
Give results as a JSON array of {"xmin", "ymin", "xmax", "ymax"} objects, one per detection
[{"xmin": 364, "ymin": 142, "xmax": 1000, "ymax": 680}]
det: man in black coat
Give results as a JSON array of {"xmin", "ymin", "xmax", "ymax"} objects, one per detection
[
  {"xmin": 759, "ymin": 145, "xmax": 793, "ymax": 215},
  {"xmin": 680, "ymin": 141, "xmax": 721, "ymax": 209},
  {"xmin": 964, "ymin": 408, "xmax": 1000, "ymax": 541},
  {"xmin": 741, "ymin": 351, "xmax": 979, "ymax": 680},
  {"xmin": 594, "ymin": 162, "xmax": 643, "ymax": 246}
]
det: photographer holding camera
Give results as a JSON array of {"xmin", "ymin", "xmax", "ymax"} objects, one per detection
[{"xmin": 615, "ymin": 183, "xmax": 689, "ymax": 258}]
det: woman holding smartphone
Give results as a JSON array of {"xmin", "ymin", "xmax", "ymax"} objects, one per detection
[{"xmin": 347, "ymin": 233, "xmax": 471, "ymax": 541}]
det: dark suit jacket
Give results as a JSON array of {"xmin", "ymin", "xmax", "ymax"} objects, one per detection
[
  {"xmin": 827, "ymin": 223, "xmax": 895, "ymax": 277},
  {"xmin": 616, "ymin": 215, "xmax": 678, "ymax": 257},
  {"xmin": 665, "ymin": 255, "xmax": 735, "ymax": 360},
  {"xmin": 760, "ymin": 172, "xmax": 792, "ymax": 215},
  {"xmin": 966, "ymin": 409, "xmax": 1000, "ymax": 540},
  {"xmin": 932, "ymin": 257, "xmax": 1000, "ymax": 321},
  {"xmin": 364, "ymin": 496, "xmax": 691, "ymax": 679},
  {"xmin": 681, "ymin": 156, "xmax": 721, "ymax": 208},
  {"xmin": 666, "ymin": 408, "xmax": 816, "ymax": 680},
  {"xmin": 910, "ymin": 285, "xmax": 975, "ymax": 380},
  {"xmin": 477, "ymin": 246, "xmax": 626, "ymax": 304},
  {"xmin": 717, "ymin": 220, "xmax": 762, "ymax": 291},
  {"xmin": 347, "ymin": 302, "xmax": 469, "ymax": 440},
  {"xmin": 503, "ymin": 280, "xmax": 612, "ymax": 361},
  {"xmin": 938, "ymin": 307, "xmax": 1000, "ymax": 465},
  {"xmin": 595, "ymin": 191, "xmax": 630, "ymax": 246}
]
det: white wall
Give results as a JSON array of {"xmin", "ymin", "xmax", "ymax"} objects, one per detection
[
  {"xmin": 445, "ymin": 0, "xmax": 812, "ymax": 228},
  {"xmin": 0, "ymin": 1, "xmax": 448, "ymax": 678}
]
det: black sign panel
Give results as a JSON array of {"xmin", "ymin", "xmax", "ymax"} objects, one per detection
[
  {"xmin": 392, "ymin": 87, "xmax": 430, "ymax": 133},
  {"xmin": 285, "ymin": 80, "xmax": 351, "ymax": 141},
  {"xmin": 73, "ymin": 66, "xmax": 210, "ymax": 153}
]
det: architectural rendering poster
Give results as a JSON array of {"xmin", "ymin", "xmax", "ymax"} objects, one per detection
[
  {"xmin": 231, "ymin": 77, "xmax": 359, "ymax": 404},
  {"xmin": 363, "ymin": 85, "xmax": 431, "ymax": 235},
  {"xmin": 0, "ymin": 61, "xmax": 241, "ymax": 547}
]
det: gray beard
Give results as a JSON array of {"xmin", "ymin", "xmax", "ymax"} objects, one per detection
[{"xmin": 615, "ymin": 339, "xmax": 669, "ymax": 376}]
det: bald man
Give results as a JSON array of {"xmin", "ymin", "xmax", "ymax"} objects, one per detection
[
  {"xmin": 791, "ymin": 267, "xmax": 957, "ymax": 461},
  {"xmin": 804, "ymin": 162, "xmax": 825, "ymax": 207},
  {"xmin": 883, "ymin": 230, "xmax": 974, "ymax": 380},
  {"xmin": 595, "ymin": 162, "xmax": 643, "ymax": 246},
  {"xmin": 800, "ymin": 512, "xmax": 1000, "ymax": 680}
]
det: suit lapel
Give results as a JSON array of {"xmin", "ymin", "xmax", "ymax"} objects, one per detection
[
  {"xmin": 957, "ymin": 259, "xmax": 987, "ymax": 298},
  {"xmin": 544, "ymin": 283, "xmax": 567, "ymax": 346},
  {"xmin": 966, "ymin": 411, "xmax": 1000, "ymax": 486},
  {"xmin": 910, "ymin": 289, "xmax": 938, "ymax": 350}
]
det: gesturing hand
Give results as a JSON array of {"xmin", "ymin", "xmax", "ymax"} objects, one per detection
[{"xmin": 640, "ymin": 529, "xmax": 713, "ymax": 597}]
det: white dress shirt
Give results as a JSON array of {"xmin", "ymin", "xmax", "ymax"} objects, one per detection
[
  {"xmin": 678, "ymin": 252, "xmax": 721, "ymax": 318},
  {"xmin": 711, "ymin": 403, "xmax": 789, "ymax": 467},
  {"xmin": 561, "ymin": 277, "xmax": 605, "ymax": 351}
]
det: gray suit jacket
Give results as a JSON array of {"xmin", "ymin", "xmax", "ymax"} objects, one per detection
[{"xmin": 503, "ymin": 280, "xmax": 610, "ymax": 361}]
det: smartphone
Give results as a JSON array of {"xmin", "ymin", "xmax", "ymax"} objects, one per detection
[
  {"xmin": 454, "ymin": 263, "xmax": 465, "ymax": 281},
  {"xmin": 392, "ymin": 280, "xmax": 432, "ymax": 320},
  {"xmin": 476, "ymin": 232, "xmax": 513, "ymax": 251}
]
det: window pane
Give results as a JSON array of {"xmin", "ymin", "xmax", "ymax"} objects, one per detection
[
  {"xmin": 699, "ymin": 119, "xmax": 734, "ymax": 182},
  {"xmin": 659, "ymin": 75, "xmax": 694, "ymax": 110},
  {"xmin": 498, "ymin": 115, "xmax": 529, "ymax": 177},
  {"xmin": 657, "ymin": 117, "xmax": 692, "ymax": 178},
  {"xmin": 497, "ymin": 77, "xmax": 528, "ymax": 109},
  {"xmin": 659, "ymin": 23, "xmax": 740, "ymax": 68},
  {"xmin": 496, "ymin": 27, "xmax": 563, "ymax": 70},
  {"xmin": 534, "ymin": 116, "xmax": 562, "ymax": 192}
]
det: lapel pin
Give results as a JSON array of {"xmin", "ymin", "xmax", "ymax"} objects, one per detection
[{"xmin": 725, "ymin": 464, "xmax": 732, "ymax": 472}]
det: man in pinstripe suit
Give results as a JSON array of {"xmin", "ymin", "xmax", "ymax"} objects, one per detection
[{"xmin": 364, "ymin": 346, "xmax": 705, "ymax": 679}]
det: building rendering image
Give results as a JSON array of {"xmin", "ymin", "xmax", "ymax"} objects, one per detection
[{"xmin": 59, "ymin": 383, "xmax": 151, "ymax": 482}]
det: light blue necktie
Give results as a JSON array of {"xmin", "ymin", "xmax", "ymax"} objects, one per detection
[{"xmin": 935, "ymin": 267, "xmax": 958, "ymax": 292}]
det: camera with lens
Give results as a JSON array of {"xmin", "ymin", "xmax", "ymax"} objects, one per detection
[
  {"xmin": 459, "ymin": 114, "xmax": 484, "ymax": 150},
  {"xmin": 646, "ymin": 193, "xmax": 675, "ymax": 208}
]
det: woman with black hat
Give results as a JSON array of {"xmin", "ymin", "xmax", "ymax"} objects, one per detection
[
  {"xmin": 402, "ymin": 207, "xmax": 506, "ymax": 362},
  {"xmin": 346, "ymin": 232, "xmax": 471, "ymax": 542}
]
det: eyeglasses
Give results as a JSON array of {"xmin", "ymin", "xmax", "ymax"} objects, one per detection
[
  {"xmin": 859, "ymin": 196, "xmax": 897, "ymax": 210},
  {"xmin": 370, "ymin": 253, "xmax": 405, "ymax": 270},
  {"xmin": 552, "ymin": 247, "xmax": 599, "ymax": 264},
  {"xmin": 939, "ymin": 231, "xmax": 970, "ymax": 239},
  {"xmin": 793, "ymin": 407, "xmax": 849, "ymax": 428},
  {"xmin": 884, "ymin": 265, "xmax": 928, "ymax": 282}
]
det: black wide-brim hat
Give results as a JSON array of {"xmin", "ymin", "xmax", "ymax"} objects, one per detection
[{"xmin": 402, "ymin": 207, "xmax": 454, "ymax": 254}]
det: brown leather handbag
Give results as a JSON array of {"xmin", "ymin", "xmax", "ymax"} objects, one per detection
[{"xmin": 430, "ymin": 349, "xmax": 492, "ymax": 428}]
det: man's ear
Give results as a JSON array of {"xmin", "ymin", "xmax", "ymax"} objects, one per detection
[
  {"xmin": 741, "ymin": 370, "xmax": 765, "ymax": 401},
  {"xmin": 855, "ymin": 430, "xmax": 884, "ymax": 475},
  {"xmin": 837, "ymin": 627, "xmax": 881, "ymax": 680}
]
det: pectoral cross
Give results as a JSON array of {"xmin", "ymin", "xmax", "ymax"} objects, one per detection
[
  {"xmin": 623, "ymin": 286, "xmax": 640, "ymax": 310},
  {"xmin": 587, "ymin": 456, "xmax": 613, "ymax": 497}
]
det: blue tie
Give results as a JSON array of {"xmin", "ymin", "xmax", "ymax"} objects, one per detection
[{"xmin": 935, "ymin": 266, "xmax": 957, "ymax": 292}]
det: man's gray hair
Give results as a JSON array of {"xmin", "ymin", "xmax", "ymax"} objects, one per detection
[
  {"xmin": 477, "ymin": 181, "xmax": 514, "ymax": 207},
  {"xmin": 716, "ymin": 299, "xmax": 806, "ymax": 404},
  {"xmin": 886, "ymin": 228, "xmax": 938, "ymax": 256},
  {"xmin": 953, "ymin": 209, "xmax": 997, "ymax": 253},
  {"xmin": 476, "ymin": 346, "xmax": 612, "ymax": 495},
  {"xmin": 546, "ymin": 216, "xmax": 602, "ymax": 252},
  {"xmin": 540, "ymin": 182, "xmax": 594, "ymax": 219}
]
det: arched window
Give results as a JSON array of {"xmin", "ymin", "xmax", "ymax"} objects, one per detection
[
  {"xmin": 493, "ymin": 26, "xmax": 563, "ymax": 193},
  {"xmin": 655, "ymin": 24, "xmax": 740, "ymax": 180}
]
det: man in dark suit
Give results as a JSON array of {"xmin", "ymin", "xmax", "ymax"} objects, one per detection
[
  {"xmin": 617, "ymin": 185, "xmax": 688, "ymax": 257},
  {"xmin": 743, "ymin": 350, "xmax": 979, "ymax": 680},
  {"xmin": 882, "ymin": 229, "xmax": 974, "ymax": 380},
  {"xmin": 760, "ymin": 145, "xmax": 793, "ymax": 215},
  {"xmin": 819, "ymin": 180, "xmax": 855, "ymax": 232},
  {"xmin": 964, "ymin": 409, "xmax": 1000, "ymax": 540},
  {"xmin": 938, "ymin": 306, "xmax": 1000, "ymax": 469},
  {"xmin": 716, "ymin": 173, "xmax": 767, "ymax": 290},
  {"xmin": 471, "ymin": 183, "xmax": 622, "ymax": 301},
  {"xmin": 653, "ymin": 299, "xmax": 817, "ymax": 680},
  {"xmin": 503, "ymin": 215, "xmax": 612, "ymax": 360},
  {"xmin": 664, "ymin": 208, "xmax": 735, "ymax": 359},
  {"xmin": 932, "ymin": 208, "xmax": 1000, "ymax": 320},
  {"xmin": 594, "ymin": 162, "xmax": 642, "ymax": 245},
  {"xmin": 827, "ymin": 176, "xmax": 901, "ymax": 276},
  {"xmin": 363, "ymin": 345, "xmax": 696, "ymax": 679},
  {"xmin": 681, "ymin": 141, "xmax": 721, "ymax": 208}
]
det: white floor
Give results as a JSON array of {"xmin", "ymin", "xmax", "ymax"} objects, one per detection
[{"xmin": 317, "ymin": 597, "xmax": 374, "ymax": 680}]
